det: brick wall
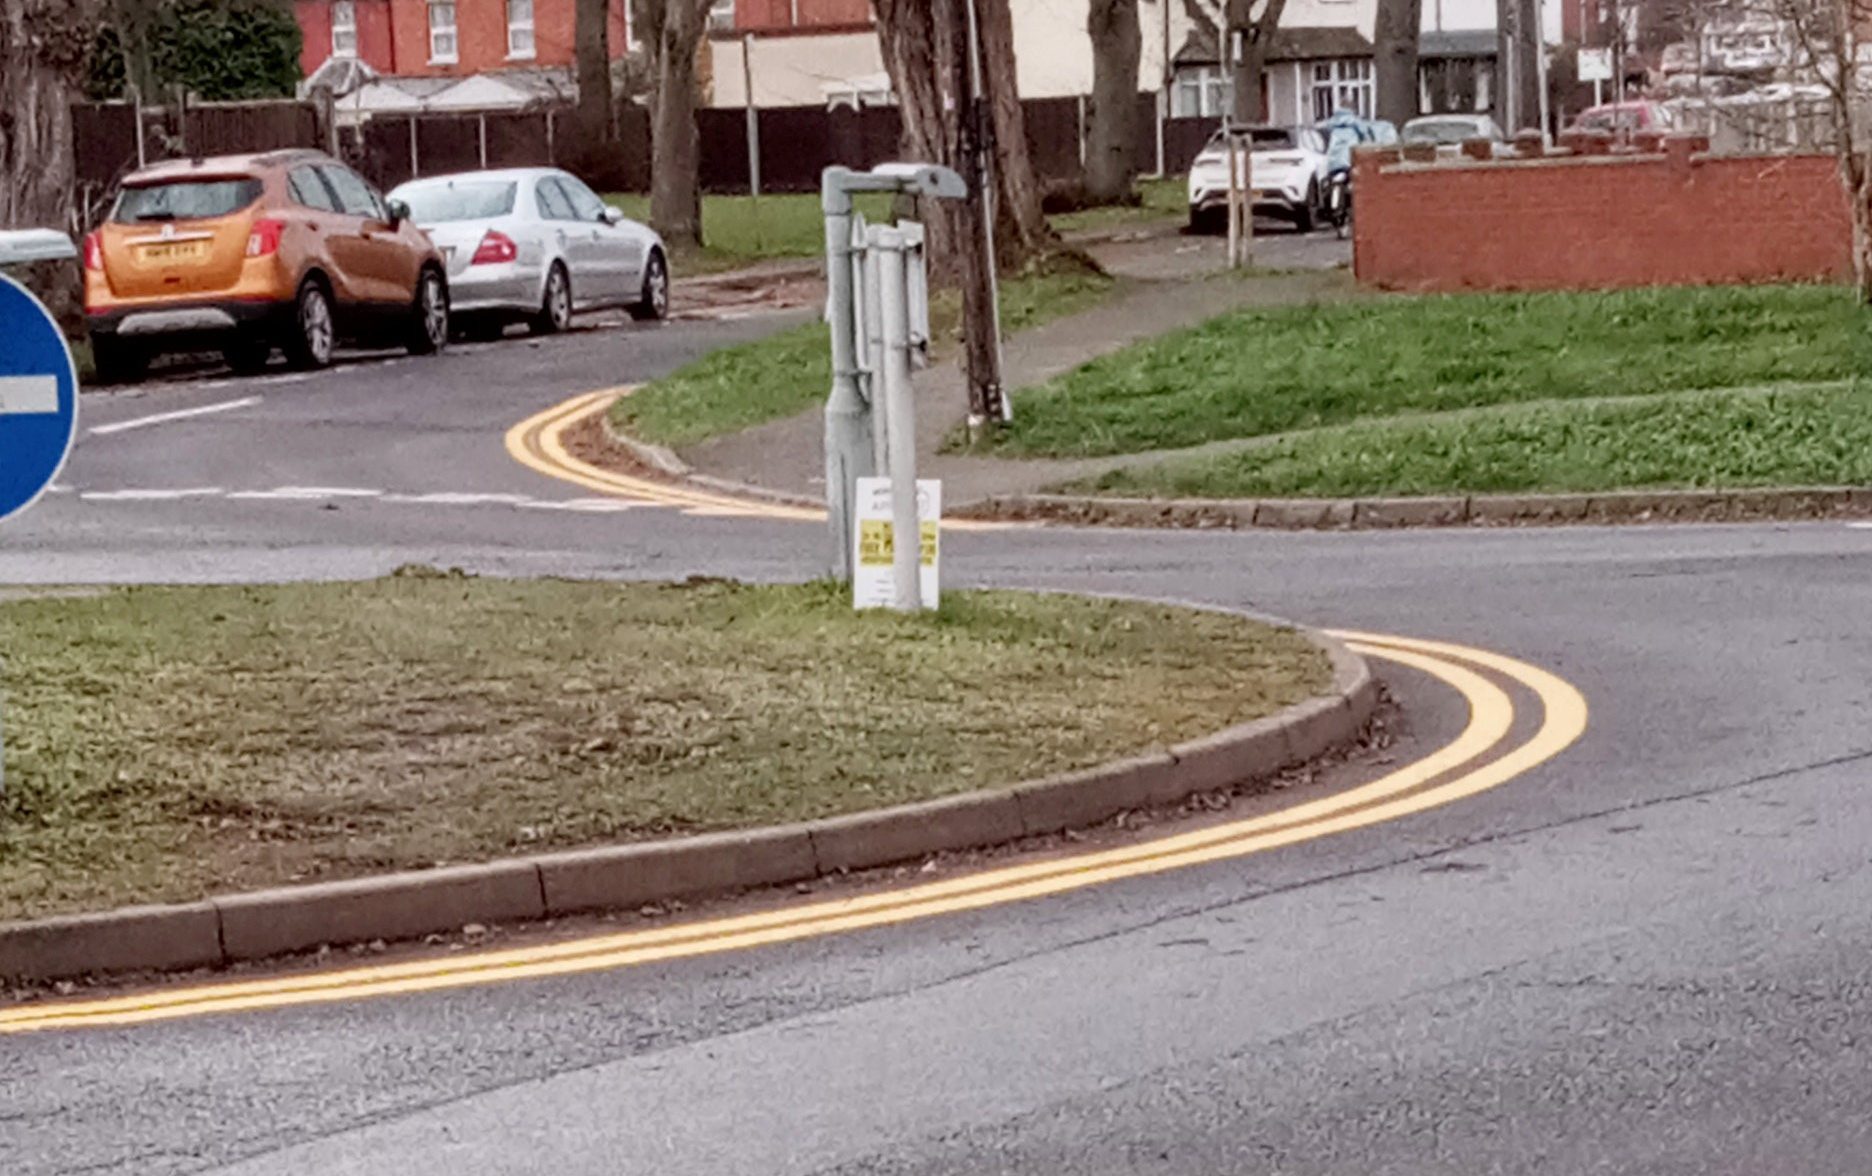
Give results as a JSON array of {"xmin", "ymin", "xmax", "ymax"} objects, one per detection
[{"xmin": 1353, "ymin": 146, "xmax": 1856, "ymax": 291}]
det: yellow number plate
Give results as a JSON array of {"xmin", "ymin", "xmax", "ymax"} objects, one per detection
[{"xmin": 139, "ymin": 241, "xmax": 209, "ymax": 264}]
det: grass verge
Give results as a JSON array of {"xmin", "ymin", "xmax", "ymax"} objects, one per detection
[
  {"xmin": 0, "ymin": 576, "xmax": 1329, "ymax": 920},
  {"xmin": 991, "ymin": 284, "xmax": 1872, "ymax": 458},
  {"xmin": 1070, "ymin": 381, "xmax": 1872, "ymax": 498},
  {"xmin": 605, "ymin": 181, "xmax": 1186, "ymax": 274},
  {"xmin": 614, "ymin": 269, "xmax": 1118, "ymax": 447}
]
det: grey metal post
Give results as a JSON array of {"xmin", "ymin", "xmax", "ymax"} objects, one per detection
[
  {"xmin": 875, "ymin": 228, "xmax": 920, "ymax": 612},
  {"xmin": 822, "ymin": 167, "xmax": 872, "ymax": 581},
  {"xmin": 860, "ymin": 228, "xmax": 889, "ymax": 475}
]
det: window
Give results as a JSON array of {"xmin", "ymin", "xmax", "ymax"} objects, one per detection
[
  {"xmin": 396, "ymin": 180, "xmax": 517, "ymax": 222},
  {"xmin": 428, "ymin": 0, "xmax": 458, "ymax": 63},
  {"xmin": 1310, "ymin": 58, "xmax": 1373, "ymax": 121},
  {"xmin": 112, "ymin": 179, "xmax": 263, "ymax": 223},
  {"xmin": 553, "ymin": 175, "xmax": 607, "ymax": 222},
  {"xmin": 707, "ymin": 0, "xmax": 735, "ymax": 31},
  {"xmin": 331, "ymin": 0, "xmax": 358, "ymax": 57},
  {"xmin": 288, "ymin": 166, "xmax": 340, "ymax": 212},
  {"xmin": 534, "ymin": 179, "xmax": 577, "ymax": 221},
  {"xmin": 507, "ymin": 0, "xmax": 535, "ymax": 58},
  {"xmin": 1172, "ymin": 65, "xmax": 1232, "ymax": 118},
  {"xmin": 318, "ymin": 164, "xmax": 385, "ymax": 219}
]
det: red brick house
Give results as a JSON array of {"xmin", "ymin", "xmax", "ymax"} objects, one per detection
[{"xmin": 294, "ymin": 0, "xmax": 629, "ymax": 80}]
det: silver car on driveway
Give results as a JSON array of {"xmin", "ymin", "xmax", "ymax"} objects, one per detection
[{"xmin": 387, "ymin": 167, "xmax": 669, "ymax": 338}]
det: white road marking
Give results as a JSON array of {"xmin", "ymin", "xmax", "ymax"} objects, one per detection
[
  {"xmin": 226, "ymin": 486, "xmax": 383, "ymax": 500},
  {"xmin": 519, "ymin": 497, "xmax": 641, "ymax": 512},
  {"xmin": 1848, "ymin": 522, "xmax": 1872, "ymax": 530},
  {"xmin": 381, "ymin": 492, "xmax": 535, "ymax": 506},
  {"xmin": 0, "ymin": 375, "xmax": 60, "ymax": 415},
  {"xmin": 89, "ymin": 396, "xmax": 261, "ymax": 435},
  {"xmin": 80, "ymin": 487, "xmax": 225, "ymax": 501}
]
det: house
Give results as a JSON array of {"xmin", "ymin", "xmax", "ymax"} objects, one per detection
[
  {"xmin": 293, "ymin": 0, "xmax": 629, "ymax": 82},
  {"xmin": 709, "ymin": 0, "xmax": 1503, "ymax": 127}
]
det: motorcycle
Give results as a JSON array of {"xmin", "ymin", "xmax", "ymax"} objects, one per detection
[{"xmin": 1325, "ymin": 168, "xmax": 1352, "ymax": 239}]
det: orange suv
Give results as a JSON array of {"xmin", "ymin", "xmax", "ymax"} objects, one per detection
[{"xmin": 83, "ymin": 150, "xmax": 449, "ymax": 382}]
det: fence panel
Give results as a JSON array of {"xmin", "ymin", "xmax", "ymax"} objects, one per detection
[
  {"xmin": 185, "ymin": 101, "xmax": 321, "ymax": 157},
  {"xmin": 414, "ymin": 116, "xmax": 482, "ymax": 177},
  {"xmin": 1163, "ymin": 116, "xmax": 1220, "ymax": 175},
  {"xmin": 484, "ymin": 111, "xmax": 554, "ymax": 169},
  {"xmin": 1022, "ymin": 96, "xmax": 1085, "ymax": 185}
]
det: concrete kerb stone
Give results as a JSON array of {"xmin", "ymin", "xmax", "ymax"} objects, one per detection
[
  {"xmin": 216, "ymin": 860, "xmax": 547, "ymax": 963},
  {"xmin": 957, "ymin": 485, "xmax": 1872, "ymax": 531},
  {"xmin": 0, "ymin": 614, "xmax": 1373, "ymax": 985},
  {"xmin": 809, "ymin": 791, "xmax": 1026, "ymax": 874},
  {"xmin": 0, "ymin": 902, "xmax": 221, "ymax": 984},
  {"xmin": 537, "ymin": 826, "xmax": 818, "ymax": 916},
  {"xmin": 597, "ymin": 407, "xmax": 692, "ymax": 478}
]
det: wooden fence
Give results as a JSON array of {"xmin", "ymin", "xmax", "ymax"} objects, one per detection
[{"xmin": 74, "ymin": 93, "xmax": 1218, "ymax": 215}]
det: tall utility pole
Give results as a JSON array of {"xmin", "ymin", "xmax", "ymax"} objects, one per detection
[{"xmin": 960, "ymin": 0, "xmax": 1008, "ymax": 425}]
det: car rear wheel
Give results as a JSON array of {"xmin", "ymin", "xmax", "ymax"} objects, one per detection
[
  {"xmin": 530, "ymin": 263, "xmax": 572, "ymax": 335},
  {"xmin": 628, "ymin": 251, "xmax": 669, "ymax": 322},
  {"xmin": 1292, "ymin": 183, "xmax": 1317, "ymax": 233},
  {"xmin": 91, "ymin": 337, "xmax": 149, "ymax": 386},
  {"xmin": 223, "ymin": 337, "xmax": 271, "ymax": 375},
  {"xmin": 406, "ymin": 268, "xmax": 448, "ymax": 355},
  {"xmin": 284, "ymin": 279, "xmax": 336, "ymax": 370}
]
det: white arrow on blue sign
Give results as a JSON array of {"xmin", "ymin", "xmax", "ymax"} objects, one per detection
[{"xmin": 0, "ymin": 272, "xmax": 79, "ymax": 523}]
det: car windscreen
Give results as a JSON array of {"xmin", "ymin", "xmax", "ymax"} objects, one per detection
[
  {"xmin": 397, "ymin": 181, "xmax": 518, "ymax": 223},
  {"xmin": 1403, "ymin": 119, "xmax": 1481, "ymax": 144},
  {"xmin": 112, "ymin": 178, "xmax": 264, "ymax": 223},
  {"xmin": 1204, "ymin": 128, "xmax": 1297, "ymax": 153}
]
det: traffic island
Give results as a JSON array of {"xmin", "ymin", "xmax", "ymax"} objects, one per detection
[{"xmin": 0, "ymin": 575, "xmax": 1375, "ymax": 984}]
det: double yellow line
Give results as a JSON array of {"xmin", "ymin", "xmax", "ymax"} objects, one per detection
[
  {"xmin": 504, "ymin": 390, "xmax": 825, "ymax": 521},
  {"xmin": 0, "ymin": 632, "xmax": 1584, "ymax": 1034}
]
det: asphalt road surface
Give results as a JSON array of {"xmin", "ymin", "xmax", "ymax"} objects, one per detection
[{"xmin": 5, "ymin": 303, "xmax": 1872, "ymax": 1175}]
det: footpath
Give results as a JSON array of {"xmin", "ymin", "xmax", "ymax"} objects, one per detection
[{"xmin": 676, "ymin": 230, "xmax": 1357, "ymax": 504}]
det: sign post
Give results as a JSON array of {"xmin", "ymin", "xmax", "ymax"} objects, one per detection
[{"xmin": 0, "ymin": 245, "xmax": 82, "ymax": 804}]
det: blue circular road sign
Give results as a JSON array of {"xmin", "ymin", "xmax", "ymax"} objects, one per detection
[{"xmin": 0, "ymin": 273, "xmax": 79, "ymax": 523}]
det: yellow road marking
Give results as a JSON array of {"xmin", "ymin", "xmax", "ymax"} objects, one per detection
[
  {"xmin": 505, "ymin": 390, "xmax": 1006, "ymax": 528},
  {"xmin": 0, "ymin": 633, "xmax": 1583, "ymax": 1034}
]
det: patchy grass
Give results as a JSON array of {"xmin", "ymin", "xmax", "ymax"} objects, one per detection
[
  {"xmin": 1050, "ymin": 178, "xmax": 1188, "ymax": 236},
  {"xmin": 602, "ymin": 192, "xmax": 897, "ymax": 276},
  {"xmin": 991, "ymin": 284, "xmax": 1872, "ymax": 458},
  {"xmin": 0, "ymin": 576, "xmax": 1330, "ymax": 919},
  {"xmin": 1072, "ymin": 381, "xmax": 1872, "ymax": 498},
  {"xmin": 615, "ymin": 269, "xmax": 1119, "ymax": 447},
  {"xmin": 604, "ymin": 179, "xmax": 1186, "ymax": 274}
]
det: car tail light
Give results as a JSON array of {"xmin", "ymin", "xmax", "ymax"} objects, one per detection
[
  {"xmin": 246, "ymin": 218, "xmax": 285, "ymax": 258},
  {"xmin": 82, "ymin": 231, "xmax": 103, "ymax": 272},
  {"xmin": 471, "ymin": 230, "xmax": 517, "ymax": 265}
]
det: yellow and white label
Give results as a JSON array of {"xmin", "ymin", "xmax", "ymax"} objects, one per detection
[{"xmin": 853, "ymin": 476, "xmax": 940, "ymax": 609}]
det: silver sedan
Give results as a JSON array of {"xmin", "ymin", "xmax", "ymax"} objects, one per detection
[{"xmin": 387, "ymin": 167, "xmax": 669, "ymax": 339}]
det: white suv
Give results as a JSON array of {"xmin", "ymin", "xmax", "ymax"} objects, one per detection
[{"xmin": 1186, "ymin": 126, "xmax": 1332, "ymax": 233}]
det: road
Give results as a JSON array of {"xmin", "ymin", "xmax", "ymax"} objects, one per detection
[{"xmin": 5, "ymin": 292, "xmax": 1872, "ymax": 1175}]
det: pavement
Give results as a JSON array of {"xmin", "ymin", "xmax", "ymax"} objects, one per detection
[
  {"xmin": 680, "ymin": 227, "xmax": 1356, "ymax": 504},
  {"xmin": 5, "ymin": 263, "xmax": 1872, "ymax": 1175}
]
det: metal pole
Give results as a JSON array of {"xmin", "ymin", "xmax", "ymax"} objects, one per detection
[
  {"xmin": 478, "ymin": 111, "xmax": 488, "ymax": 167},
  {"xmin": 861, "ymin": 228, "xmax": 889, "ymax": 475},
  {"xmin": 963, "ymin": 0, "xmax": 1009, "ymax": 423},
  {"xmin": 822, "ymin": 168, "xmax": 872, "ymax": 581},
  {"xmin": 875, "ymin": 228, "xmax": 920, "ymax": 612},
  {"xmin": 743, "ymin": 34, "xmax": 763, "ymax": 249}
]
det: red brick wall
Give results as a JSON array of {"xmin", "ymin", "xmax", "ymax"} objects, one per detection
[
  {"xmin": 1353, "ymin": 149, "xmax": 1856, "ymax": 291},
  {"xmin": 299, "ymin": 0, "xmax": 628, "ymax": 79}
]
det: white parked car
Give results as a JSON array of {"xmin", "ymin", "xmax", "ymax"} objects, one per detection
[
  {"xmin": 387, "ymin": 167, "xmax": 669, "ymax": 338},
  {"xmin": 1401, "ymin": 113, "xmax": 1507, "ymax": 158},
  {"xmin": 1186, "ymin": 125, "xmax": 1332, "ymax": 233}
]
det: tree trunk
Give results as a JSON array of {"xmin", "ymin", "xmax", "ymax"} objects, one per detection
[
  {"xmin": 648, "ymin": 0, "xmax": 707, "ymax": 247},
  {"xmin": 975, "ymin": 0, "xmax": 1056, "ymax": 262},
  {"xmin": 1, "ymin": 0, "xmax": 81, "ymax": 235},
  {"xmin": 1227, "ymin": 0, "xmax": 1288, "ymax": 123},
  {"xmin": 574, "ymin": 0, "xmax": 615, "ymax": 165},
  {"xmin": 1373, "ymin": 0, "xmax": 1423, "ymax": 126},
  {"xmin": 1084, "ymin": 0, "xmax": 1141, "ymax": 204}
]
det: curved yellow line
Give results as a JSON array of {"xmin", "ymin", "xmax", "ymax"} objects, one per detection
[{"xmin": 0, "ymin": 633, "xmax": 1583, "ymax": 1033}]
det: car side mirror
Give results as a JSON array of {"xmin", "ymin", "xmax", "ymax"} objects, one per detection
[
  {"xmin": 386, "ymin": 198, "xmax": 411, "ymax": 226},
  {"xmin": 601, "ymin": 205, "xmax": 625, "ymax": 225}
]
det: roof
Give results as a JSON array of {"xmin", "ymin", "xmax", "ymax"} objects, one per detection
[
  {"xmin": 390, "ymin": 166, "xmax": 566, "ymax": 188},
  {"xmin": 1175, "ymin": 24, "xmax": 1375, "ymax": 65},
  {"xmin": 1420, "ymin": 29, "xmax": 1498, "ymax": 57},
  {"xmin": 122, "ymin": 149, "xmax": 331, "ymax": 181}
]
